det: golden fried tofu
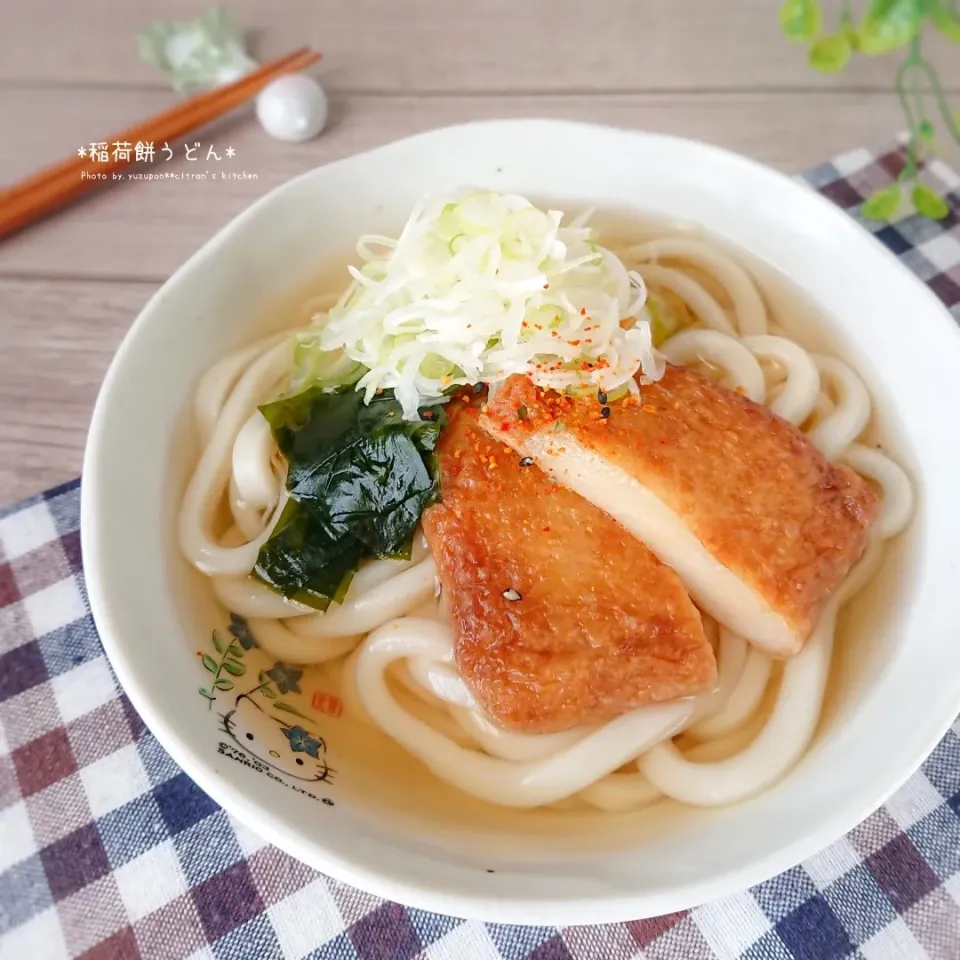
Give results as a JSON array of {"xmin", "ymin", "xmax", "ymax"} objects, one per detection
[
  {"xmin": 480, "ymin": 366, "xmax": 879, "ymax": 657},
  {"xmin": 421, "ymin": 403, "xmax": 715, "ymax": 734}
]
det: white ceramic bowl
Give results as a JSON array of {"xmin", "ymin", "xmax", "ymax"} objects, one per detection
[{"xmin": 82, "ymin": 119, "xmax": 960, "ymax": 925}]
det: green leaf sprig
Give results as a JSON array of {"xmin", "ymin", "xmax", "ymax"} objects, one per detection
[
  {"xmin": 780, "ymin": 0, "xmax": 959, "ymax": 222},
  {"xmin": 198, "ymin": 630, "xmax": 247, "ymax": 706}
]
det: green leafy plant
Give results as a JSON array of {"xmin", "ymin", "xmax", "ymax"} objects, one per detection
[
  {"xmin": 780, "ymin": 0, "xmax": 960, "ymax": 221},
  {"xmin": 198, "ymin": 630, "xmax": 247, "ymax": 706}
]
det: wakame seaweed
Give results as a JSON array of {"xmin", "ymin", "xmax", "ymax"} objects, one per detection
[{"xmin": 254, "ymin": 385, "xmax": 447, "ymax": 609}]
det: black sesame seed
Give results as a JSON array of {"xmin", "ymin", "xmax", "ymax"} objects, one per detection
[
  {"xmin": 518, "ymin": 456, "xmax": 534, "ymax": 467},
  {"xmin": 597, "ymin": 389, "xmax": 608, "ymax": 404},
  {"xmin": 472, "ymin": 382, "xmax": 484, "ymax": 395},
  {"xmin": 502, "ymin": 588, "xmax": 522, "ymax": 601},
  {"xmin": 601, "ymin": 406, "xmax": 611, "ymax": 418}
]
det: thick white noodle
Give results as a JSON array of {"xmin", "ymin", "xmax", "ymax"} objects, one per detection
[
  {"xmin": 637, "ymin": 540, "xmax": 882, "ymax": 806},
  {"xmin": 193, "ymin": 334, "xmax": 286, "ymax": 446},
  {"xmin": 450, "ymin": 707, "xmax": 594, "ymax": 762},
  {"xmin": 180, "ymin": 338, "xmax": 292, "ymax": 576},
  {"xmin": 687, "ymin": 629, "xmax": 748, "ymax": 725},
  {"xmin": 342, "ymin": 653, "xmax": 476, "ymax": 747},
  {"xmin": 626, "ymin": 238, "xmax": 768, "ymax": 336},
  {"xmin": 353, "ymin": 619, "xmax": 695, "ymax": 808},
  {"xmin": 685, "ymin": 645, "xmax": 772, "ymax": 741},
  {"xmin": 636, "ymin": 263, "xmax": 736, "ymax": 335},
  {"xmin": 841, "ymin": 444, "xmax": 915, "ymax": 539},
  {"xmin": 287, "ymin": 558, "xmax": 438, "ymax": 639},
  {"xmin": 212, "ymin": 573, "xmax": 314, "ymax": 619},
  {"xmin": 659, "ymin": 330, "xmax": 766, "ymax": 401},
  {"xmin": 228, "ymin": 475, "xmax": 269, "ymax": 542},
  {"xmin": 577, "ymin": 768, "xmax": 664, "ymax": 811},
  {"xmin": 740, "ymin": 335, "xmax": 821, "ymax": 425},
  {"xmin": 232, "ymin": 411, "xmax": 280, "ymax": 510},
  {"xmin": 185, "ymin": 229, "xmax": 915, "ymax": 814},
  {"xmin": 805, "ymin": 355, "xmax": 871, "ymax": 460},
  {"xmin": 211, "ymin": 551, "xmax": 436, "ymax": 664},
  {"xmin": 701, "ymin": 615, "xmax": 720, "ymax": 650},
  {"xmin": 405, "ymin": 655, "xmax": 477, "ymax": 710},
  {"xmin": 249, "ymin": 618, "xmax": 361, "ymax": 665}
]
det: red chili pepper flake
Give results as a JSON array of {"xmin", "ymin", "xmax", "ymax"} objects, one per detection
[
  {"xmin": 544, "ymin": 283, "xmax": 550, "ymax": 289},
  {"xmin": 542, "ymin": 525, "xmax": 551, "ymax": 532},
  {"xmin": 580, "ymin": 307, "xmax": 586, "ymax": 316},
  {"xmin": 569, "ymin": 339, "xmax": 581, "ymax": 346},
  {"xmin": 500, "ymin": 422, "xmax": 510, "ymax": 431},
  {"xmin": 422, "ymin": 411, "xmax": 434, "ymax": 419}
]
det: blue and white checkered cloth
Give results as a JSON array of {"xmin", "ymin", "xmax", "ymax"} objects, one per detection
[{"xmin": 2, "ymin": 143, "xmax": 959, "ymax": 960}]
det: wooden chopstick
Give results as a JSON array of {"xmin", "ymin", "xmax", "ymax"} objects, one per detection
[{"xmin": 0, "ymin": 47, "xmax": 321, "ymax": 241}]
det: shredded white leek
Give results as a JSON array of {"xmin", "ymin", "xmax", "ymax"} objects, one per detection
[{"xmin": 319, "ymin": 188, "xmax": 663, "ymax": 419}]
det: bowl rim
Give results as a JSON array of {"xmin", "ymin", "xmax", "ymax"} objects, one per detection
[{"xmin": 81, "ymin": 118, "xmax": 960, "ymax": 925}]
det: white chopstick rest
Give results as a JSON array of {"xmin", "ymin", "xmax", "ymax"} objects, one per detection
[{"xmin": 256, "ymin": 74, "xmax": 328, "ymax": 142}]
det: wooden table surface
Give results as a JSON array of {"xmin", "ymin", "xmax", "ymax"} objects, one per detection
[{"xmin": 2, "ymin": 0, "xmax": 958, "ymax": 503}]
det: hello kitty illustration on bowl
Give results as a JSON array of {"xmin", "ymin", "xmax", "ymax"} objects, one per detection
[
  {"xmin": 220, "ymin": 691, "xmax": 334, "ymax": 784},
  {"xmin": 198, "ymin": 614, "xmax": 337, "ymax": 800}
]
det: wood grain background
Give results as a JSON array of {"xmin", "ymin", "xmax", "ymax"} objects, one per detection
[{"xmin": 2, "ymin": 1, "xmax": 958, "ymax": 500}]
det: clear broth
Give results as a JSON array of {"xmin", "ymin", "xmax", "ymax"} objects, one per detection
[{"xmin": 168, "ymin": 208, "xmax": 917, "ymax": 865}]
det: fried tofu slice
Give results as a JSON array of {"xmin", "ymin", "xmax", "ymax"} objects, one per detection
[
  {"xmin": 421, "ymin": 403, "xmax": 715, "ymax": 734},
  {"xmin": 480, "ymin": 366, "xmax": 879, "ymax": 658}
]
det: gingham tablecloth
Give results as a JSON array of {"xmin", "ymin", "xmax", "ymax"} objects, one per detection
[{"xmin": 2, "ymin": 146, "xmax": 960, "ymax": 960}]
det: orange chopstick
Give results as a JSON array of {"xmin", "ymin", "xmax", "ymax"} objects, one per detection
[{"xmin": 0, "ymin": 47, "xmax": 321, "ymax": 241}]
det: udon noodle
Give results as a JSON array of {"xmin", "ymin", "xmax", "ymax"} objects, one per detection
[{"xmin": 179, "ymin": 225, "xmax": 914, "ymax": 812}]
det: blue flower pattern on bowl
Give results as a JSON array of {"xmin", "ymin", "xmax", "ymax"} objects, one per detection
[{"xmin": 200, "ymin": 614, "xmax": 336, "ymax": 803}]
